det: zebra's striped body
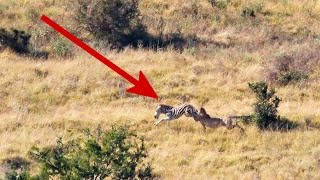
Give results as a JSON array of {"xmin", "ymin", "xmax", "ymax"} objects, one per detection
[{"xmin": 153, "ymin": 104, "xmax": 198, "ymax": 126}]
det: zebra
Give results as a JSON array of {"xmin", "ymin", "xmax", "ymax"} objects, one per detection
[{"xmin": 153, "ymin": 104, "xmax": 198, "ymax": 127}]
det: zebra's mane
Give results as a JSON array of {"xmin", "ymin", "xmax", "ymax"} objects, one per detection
[{"xmin": 159, "ymin": 104, "xmax": 173, "ymax": 109}]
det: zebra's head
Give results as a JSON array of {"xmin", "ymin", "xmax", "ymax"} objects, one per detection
[
  {"xmin": 154, "ymin": 105, "xmax": 163, "ymax": 119},
  {"xmin": 154, "ymin": 104, "xmax": 172, "ymax": 119}
]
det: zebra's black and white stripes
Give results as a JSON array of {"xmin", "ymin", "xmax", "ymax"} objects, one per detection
[{"xmin": 153, "ymin": 104, "xmax": 198, "ymax": 126}]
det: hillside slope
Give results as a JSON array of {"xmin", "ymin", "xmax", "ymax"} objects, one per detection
[{"xmin": 1, "ymin": 0, "xmax": 320, "ymax": 179}]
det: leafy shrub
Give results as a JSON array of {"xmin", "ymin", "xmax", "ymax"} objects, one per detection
[
  {"xmin": 75, "ymin": 0, "xmax": 148, "ymax": 49},
  {"xmin": 249, "ymin": 82, "xmax": 280, "ymax": 129},
  {"xmin": 50, "ymin": 37, "xmax": 72, "ymax": 57},
  {"xmin": 6, "ymin": 126, "xmax": 155, "ymax": 180},
  {"xmin": 74, "ymin": 0, "xmax": 200, "ymax": 50},
  {"xmin": 249, "ymin": 82, "xmax": 297, "ymax": 130}
]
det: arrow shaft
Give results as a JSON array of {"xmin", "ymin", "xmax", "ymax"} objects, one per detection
[{"xmin": 41, "ymin": 15, "xmax": 138, "ymax": 84}]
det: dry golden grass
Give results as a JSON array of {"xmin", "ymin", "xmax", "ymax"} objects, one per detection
[
  {"xmin": 1, "ymin": 0, "xmax": 320, "ymax": 179},
  {"xmin": 1, "ymin": 47, "xmax": 320, "ymax": 179}
]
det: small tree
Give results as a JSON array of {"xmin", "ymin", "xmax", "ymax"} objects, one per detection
[
  {"xmin": 248, "ymin": 82, "xmax": 281, "ymax": 129},
  {"xmin": 249, "ymin": 81, "xmax": 297, "ymax": 130}
]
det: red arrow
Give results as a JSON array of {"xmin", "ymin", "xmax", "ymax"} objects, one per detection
[{"xmin": 41, "ymin": 15, "xmax": 158, "ymax": 99}]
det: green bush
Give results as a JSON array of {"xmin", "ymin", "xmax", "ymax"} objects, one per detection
[
  {"xmin": 249, "ymin": 82, "xmax": 280, "ymax": 129},
  {"xmin": 249, "ymin": 82, "xmax": 297, "ymax": 130},
  {"xmin": 75, "ymin": 0, "xmax": 148, "ymax": 48},
  {"xmin": 6, "ymin": 126, "xmax": 154, "ymax": 180},
  {"xmin": 50, "ymin": 37, "xmax": 72, "ymax": 57},
  {"xmin": 74, "ymin": 0, "xmax": 201, "ymax": 50}
]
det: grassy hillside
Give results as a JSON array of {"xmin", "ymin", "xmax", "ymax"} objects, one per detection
[{"xmin": 1, "ymin": 0, "xmax": 320, "ymax": 179}]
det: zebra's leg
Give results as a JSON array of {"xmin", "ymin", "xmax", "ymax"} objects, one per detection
[
  {"xmin": 235, "ymin": 123, "xmax": 245, "ymax": 132},
  {"xmin": 153, "ymin": 116, "xmax": 172, "ymax": 127},
  {"xmin": 201, "ymin": 123, "xmax": 206, "ymax": 132}
]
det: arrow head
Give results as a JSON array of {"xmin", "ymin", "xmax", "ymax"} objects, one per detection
[{"xmin": 126, "ymin": 71, "xmax": 158, "ymax": 99}]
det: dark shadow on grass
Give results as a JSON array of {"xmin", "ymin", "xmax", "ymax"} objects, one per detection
[
  {"xmin": 252, "ymin": 117, "xmax": 299, "ymax": 132},
  {"xmin": 148, "ymin": 33, "xmax": 200, "ymax": 52},
  {"xmin": 265, "ymin": 117, "xmax": 299, "ymax": 132},
  {"xmin": 0, "ymin": 28, "xmax": 49, "ymax": 60},
  {"xmin": 238, "ymin": 115, "xmax": 299, "ymax": 132},
  {"xmin": 110, "ymin": 28, "xmax": 202, "ymax": 52}
]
